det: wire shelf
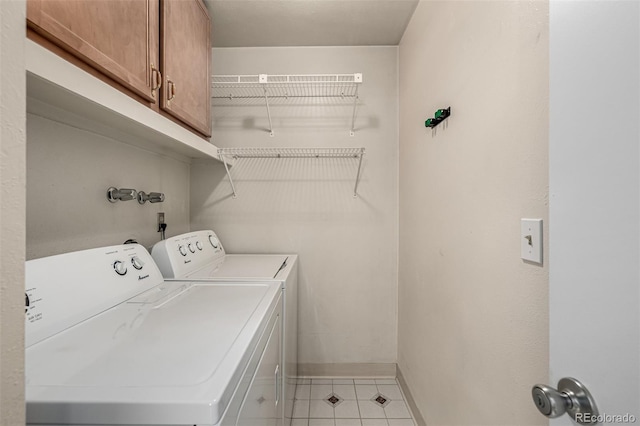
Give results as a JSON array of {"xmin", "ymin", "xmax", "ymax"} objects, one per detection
[
  {"xmin": 218, "ymin": 147, "xmax": 364, "ymax": 159},
  {"xmin": 217, "ymin": 147, "xmax": 366, "ymax": 198},
  {"xmin": 212, "ymin": 73, "xmax": 363, "ymax": 136},
  {"xmin": 212, "ymin": 74, "xmax": 362, "ymax": 99}
]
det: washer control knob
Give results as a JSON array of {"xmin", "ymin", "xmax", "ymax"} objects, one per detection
[
  {"xmin": 196, "ymin": 241, "xmax": 203, "ymax": 251},
  {"xmin": 131, "ymin": 256, "xmax": 144, "ymax": 270},
  {"xmin": 113, "ymin": 260, "xmax": 127, "ymax": 276},
  {"xmin": 178, "ymin": 245, "xmax": 187, "ymax": 256},
  {"xmin": 209, "ymin": 235, "xmax": 219, "ymax": 249},
  {"xmin": 188, "ymin": 243, "xmax": 196, "ymax": 253}
]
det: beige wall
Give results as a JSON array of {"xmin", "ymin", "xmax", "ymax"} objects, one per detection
[
  {"xmin": 0, "ymin": 1, "xmax": 26, "ymax": 424},
  {"xmin": 191, "ymin": 46, "xmax": 399, "ymax": 369},
  {"xmin": 26, "ymin": 114, "xmax": 191, "ymax": 259},
  {"xmin": 398, "ymin": 1, "xmax": 548, "ymax": 425}
]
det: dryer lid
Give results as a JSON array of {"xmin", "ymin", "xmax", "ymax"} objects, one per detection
[{"xmin": 187, "ymin": 254, "xmax": 290, "ymax": 280}]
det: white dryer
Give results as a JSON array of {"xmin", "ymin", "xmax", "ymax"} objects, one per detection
[
  {"xmin": 25, "ymin": 243, "xmax": 283, "ymax": 426},
  {"xmin": 151, "ymin": 230, "xmax": 298, "ymax": 426}
]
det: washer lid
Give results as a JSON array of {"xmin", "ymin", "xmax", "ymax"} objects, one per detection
[
  {"xmin": 26, "ymin": 281, "xmax": 281, "ymax": 425},
  {"xmin": 187, "ymin": 254, "xmax": 290, "ymax": 280}
]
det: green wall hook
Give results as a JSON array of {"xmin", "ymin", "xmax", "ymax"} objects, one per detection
[{"xmin": 425, "ymin": 107, "xmax": 451, "ymax": 128}]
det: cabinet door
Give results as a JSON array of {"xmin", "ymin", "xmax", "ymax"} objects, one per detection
[
  {"xmin": 161, "ymin": 0, "xmax": 212, "ymax": 137},
  {"xmin": 27, "ymin": 0, "xmax": 160, "ymax": 102},
  {"xmin": 236, "ymin": 313, "xmax": 282, "ymax": 426}
]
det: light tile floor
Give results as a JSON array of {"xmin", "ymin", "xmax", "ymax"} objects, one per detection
[{"xmin": 291, "ymin": 378, "xmax": 416, "ymax": 426}]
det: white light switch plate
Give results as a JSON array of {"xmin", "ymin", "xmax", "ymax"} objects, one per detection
[{"xmin": 521, "ymin": 219, "xmax": 542, "ymax": 264}]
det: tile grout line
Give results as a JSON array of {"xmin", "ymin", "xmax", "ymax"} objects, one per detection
[
  {"xmin": 331, "ymin": 380, "xmax": 336, "ymax": 421},
  {"xmin": 355, "ymin": 379, "xmax": 363, "ymax": 423},
  {"xmin": 379, "ymin": 381, "xmax": 391, "ymax": 423}
]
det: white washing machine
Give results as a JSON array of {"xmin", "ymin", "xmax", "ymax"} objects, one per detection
[
  {"xmin": 151, "ymin": 230, "xmax": 298, "ymax": 426},
  {"xmin": 25, "ymin": 243, "xmax": 283, "ymax": 426}
]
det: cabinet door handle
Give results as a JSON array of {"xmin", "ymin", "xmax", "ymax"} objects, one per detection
[
  {"xmin": 167, "ymin": 80, "xmax": 176, "ymax": 101},
  {"xmin": 150, "ymin": 65, "xmax": 162, "ymax": 98}
]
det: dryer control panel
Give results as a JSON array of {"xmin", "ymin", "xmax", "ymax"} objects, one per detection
[{"xmin": 151, "ymin": 230, "xmax": 225, "ymax": 279}]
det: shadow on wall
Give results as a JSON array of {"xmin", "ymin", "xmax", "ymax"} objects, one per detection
[
  {"xmin": 214, "ymin": 115, "xmax": 381, "ymax": 135},
  {"xmin": 192, "ymin": 156, "xmax": 375, "ymax": 217},
  {"xmin": 212, "ymin": 98, "xmax": 379, "ymax": 134}
]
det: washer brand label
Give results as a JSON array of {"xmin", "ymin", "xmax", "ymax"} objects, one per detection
[
  {"xmin": 138, "ymin": 274, "xmax": 149, "ymax": 280},
  {"xmin": 27, "ymin": 311, "xmax": 43, "ymax": 323}
]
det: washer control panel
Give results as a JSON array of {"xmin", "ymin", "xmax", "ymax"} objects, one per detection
[
  {"xmin": 151, "ymin": 230, "xmax": 225, "ymax": 279},
  {"xmin": 25, "ymin": 244, "xmax": 164, "ymax": 347}
]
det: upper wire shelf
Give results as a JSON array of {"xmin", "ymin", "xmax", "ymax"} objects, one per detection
[
  {"xmin": 218, "ymin": 147, "xmax": 364, "ymax": 159},
  {"xmin": 211, "ymin": 73, "xmax": 363, "ymax": 136},
  {"xmin": 217, "ymin": 147, "xmax": 366, "ymax": 198},
  {"xmin": 212, "ymin": 74, "xmax": 362, "ymax": 99}
]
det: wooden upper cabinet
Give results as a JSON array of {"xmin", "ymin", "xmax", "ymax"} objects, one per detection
[
  {"xmin": 27, "ymin": 0, "xmax": 160, "ymax": 103},
  {"xmin": 27, "ymin": 0, "xmax": 212, "ymax": 138},
  {"xmin": 161, "ymin": 0, "xmax": 211, "ymax": 137}
]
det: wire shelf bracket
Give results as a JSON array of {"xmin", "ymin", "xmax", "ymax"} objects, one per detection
[
  {"xmin": 212, "ymin": 73, "xmax": 363, "ymax": 137},
  {"xmin": 218, "ymin": 147, "xmax": 366, "ymax": 199}
]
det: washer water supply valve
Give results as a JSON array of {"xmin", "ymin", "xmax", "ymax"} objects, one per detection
[
  {"xmin": 107, "ymin": 187, "xmax": 137, "ymax": 202},
  {"xmin": 137, "ymin": 191, "xmax": 165, "ymax": 204},
  {"xmin": 107, "ymin": 187, "xmax": 165, "ymax": 204}
]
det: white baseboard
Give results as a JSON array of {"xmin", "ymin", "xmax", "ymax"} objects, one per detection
[
  {"xmin": 298, "ymin": 363, "xmax": 397, "ymax": 378},
  {"xmin": 397, "ymin": 365, "xmax": 427, "ymax": 426}
]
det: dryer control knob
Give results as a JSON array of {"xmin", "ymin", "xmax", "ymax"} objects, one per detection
[
  {"xmin": 131, "ymin": 256, "xmax": 144, "ymax": 270},
  {"xmin": 188, "ymin": 243, "xmax": 196, "ymax": 253},
  {"xmin": 196, "ymin": 241, "xmax": 203, "ymax": 251},
  {"xmin": 209, "ymin": 235, "xmax": 219, "ymax": 249},
  {"xmin": 113, "ymin": 260, "xmax": 127, "ymax": 276},
  {"xmin": 178, "ymin": 245, "xmax": 187, "ymax": 256}
]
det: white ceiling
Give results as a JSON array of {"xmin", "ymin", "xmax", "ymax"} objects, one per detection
[{"xmin": 205, "ymin": 1, "xmax": 419, "ymax": 47}]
